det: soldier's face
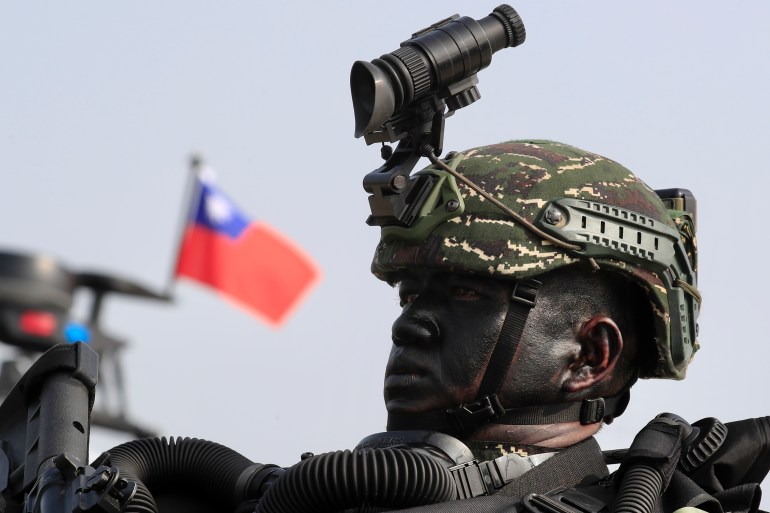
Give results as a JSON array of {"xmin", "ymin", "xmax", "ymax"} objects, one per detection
[{"xmin": 384, "ymin": 271, "xmax": 512, "ymax": 413}]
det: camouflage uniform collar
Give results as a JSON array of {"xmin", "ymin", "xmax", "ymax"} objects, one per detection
[{"xmin": 464, "ymin": 440, "xmax": 563, "ymax": 462}]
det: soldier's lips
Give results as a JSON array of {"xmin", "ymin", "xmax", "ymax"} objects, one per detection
[
  {"xmin": 384, "ymin": 371, "xmax": 435, "ymax": 412},
  {"xmin": 384, "ymin": 351, "xmax": 436, "ymax": 401},
  {"xmin": 385, "ymin": 356, "xmax": 430, "ymax": 384},
  {"xmin": 384, "ymin": 361, "xmax": 434, "ymax": 401},
  {"xmin": 384, "ymin": 372, "xmax": 427, "ymax": 388}
]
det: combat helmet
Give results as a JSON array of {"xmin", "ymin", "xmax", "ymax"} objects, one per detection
[{"xmin": 375, "ymin": 140, "xmax": 700, "ymax": 435}]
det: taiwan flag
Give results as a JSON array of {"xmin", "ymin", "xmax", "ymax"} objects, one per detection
[{"xmin": 175, "ymin": 173, "xmax": 321, "ymax": 327}]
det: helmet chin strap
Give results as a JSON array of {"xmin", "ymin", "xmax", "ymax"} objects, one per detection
[{"xmin": 386, "ymin": 278, "xmax": 634, "ymax": 439}]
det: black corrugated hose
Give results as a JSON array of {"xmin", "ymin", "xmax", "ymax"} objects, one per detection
[
  {"xmin": 106, "ymin": 438, "xmax": 456, "ymax": 513},
  {"xmin": 612, "ymin": 465, "xmax": 664, "ymax": 513},
  {"xmin": 106, "ymin": 437, "xmax": 270, "ymax": 513},
  {"xmin": 256, "ymin": 448, "xmax": 456, "ymax": 513}
]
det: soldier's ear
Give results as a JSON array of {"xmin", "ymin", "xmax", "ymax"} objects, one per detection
[{"xmin": 562, "ymin": 316, "xmax": 623, "ymax": 393}]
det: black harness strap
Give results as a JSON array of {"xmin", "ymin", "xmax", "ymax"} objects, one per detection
[
  {"xmin": 476, "ymin": 278, "xmax": 540, "ymax": 398},
  {"xmin": 498, "ymin": 390, "xmax": 632, "ymax": 426},
  {"xmin": 386, "ymin": 389, "xmax": 632, "ymax": 436},
  {"xmin": 441, "ymin": 278, "xmax": 541, "ymax": 437},
  {"xmin": 498, "ymin": 436, "xmax": 609, "ymax": 500}
]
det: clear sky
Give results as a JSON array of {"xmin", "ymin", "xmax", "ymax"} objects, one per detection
[{"xmin": 2, "ymin": 0, "xmax": 769, "ymax": 507}]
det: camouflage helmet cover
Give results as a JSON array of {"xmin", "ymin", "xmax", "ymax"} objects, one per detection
[{"xmin": 372, "ymin": 140, "xmax": 700, "ymax": 379}]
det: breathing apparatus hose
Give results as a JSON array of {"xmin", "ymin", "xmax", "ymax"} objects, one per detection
[
  {"xmin": 106, "ymin": 437, "xmax": 273, "ymax": 513},
  {"xmin": 611, "ymin": 414, "xmax": 693, "ymax": 513},
  {"xmin": 612, "ymin": 465, "xmax": 664, "ymax": 513},
  {"xmin": 106, "ymin": 438, "xmax": 456, "ymax": 513},
  {"xmin": 256, "ymin": 448, "xmax": 456, "ymax": 513}
]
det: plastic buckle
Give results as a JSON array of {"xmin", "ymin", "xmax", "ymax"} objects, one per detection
[
  {"xmin": 579, "ymin": 398, "xmax": 606, "ymax": 425},
  {"xmin": 447, "ymin": 395, "xmax": 506, "ymax": 435},
  {"xmin": 511, "ymin": 279, "xmax": 541, "ymax": 307},
  {"xmin": 448, "ymin": 460, "xmax": 495, "ymax": 498}
]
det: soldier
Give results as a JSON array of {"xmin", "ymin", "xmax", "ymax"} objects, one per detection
[
  {"xmin": 366, "ymin": 139, "xmax": 767, "ymax": 512},
  {"xmin": 252, "ymin": 139, "xmax": 766, "ymax": 513}
]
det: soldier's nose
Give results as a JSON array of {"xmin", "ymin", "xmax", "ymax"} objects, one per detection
[{"xmin": 391, "ymin": 314, "xmax": 439, "ymax": 347}]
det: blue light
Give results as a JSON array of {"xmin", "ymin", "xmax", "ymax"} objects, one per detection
[{"xmin": 64, "ymin": 322, "xmax": 90, "ymax": 343}]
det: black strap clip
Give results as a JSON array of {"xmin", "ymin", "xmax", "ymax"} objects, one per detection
[
  {"xmin": 447, "ymin": 395, "xmax": 506, "ymax": 436},
  {"xmin": 449, "ymin": 460, "xmax": 496, "ymax": 498},
  {"xmin": 522, "ymin": 489, "xmax": 610, "ymax": 513},
  {"xmin": 511, "ymin": 279, "xmax": 541, "ymax": 307},
  {"xmin": 579, "ymin": 398, "xmax": 606, "ymax": 425}
]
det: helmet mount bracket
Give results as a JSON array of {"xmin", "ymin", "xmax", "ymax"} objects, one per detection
[{"xmin": 363, "ymin": 97, "xmax": 448, "ymax": 228}]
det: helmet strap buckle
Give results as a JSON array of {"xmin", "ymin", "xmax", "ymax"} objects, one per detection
[
  {"xmin": 447, "ymin": 395, "xmax": 506, "ymax": 436},
  {"xmin": 579, "ymin": 398, "xmax": 606, "ymax": 425},
  {"xmin": 511, "ymin": 279, "xmax": 541, "ymax": 307}
]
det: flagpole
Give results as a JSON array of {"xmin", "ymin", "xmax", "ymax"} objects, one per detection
[{"xmin": 164, "ymin": 153, "xmax": 205, "ymax": 298}]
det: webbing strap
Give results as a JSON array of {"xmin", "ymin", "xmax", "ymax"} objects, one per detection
[
  {"xmin": 476, "ymin": 279, "xmax": 540, "ymax": 398},
  {"xmin": 498, "ymin": 437, "xmax": 608, "ymax": 499},
  {"xmin": 386, "ymin": 389, "xmax": 632, "ymax": 436},
  {"xmin": 499, "ymin": 391, "xmax": 631, "ymax": 426}
]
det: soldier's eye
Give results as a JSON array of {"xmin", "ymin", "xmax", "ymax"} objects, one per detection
[{"xmin": 452, "ymin": 287, "xmax": 481, "ymax": 300}]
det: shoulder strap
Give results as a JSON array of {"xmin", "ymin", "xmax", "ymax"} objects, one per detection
[{"xmin": 496, "ymin": 437, "xmax": 608, "ymax": 500}]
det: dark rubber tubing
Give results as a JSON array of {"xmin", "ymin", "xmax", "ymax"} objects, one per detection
[
  {"xmin": 106, "ymin": 437, "xmax": 257, "ymax": 513},
  {"xmin": 256, "ymin": 448, "xmax": 456, "ymax": 513},
  {"xmin": 613, "ymin": 465, "xmax": 664, "ymax": 513}
]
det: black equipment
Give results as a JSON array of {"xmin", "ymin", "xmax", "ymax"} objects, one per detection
[
  {"xmin": 0, "ymin": 346, "xmax": 765, "ymax": 513},
  {"xmin": 350, "ymin": 4, "xmax": 526, "ymax": 228}
]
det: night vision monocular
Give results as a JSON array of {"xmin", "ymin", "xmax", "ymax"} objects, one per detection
[{"xmin": 351, "ymin": 4, "xmax": 526, "ymax": 228}]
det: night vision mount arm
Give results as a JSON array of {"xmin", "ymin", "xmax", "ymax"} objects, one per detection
[{"xmin": 350, "ymin": 4, "xmax": 526, "ymax": 227}]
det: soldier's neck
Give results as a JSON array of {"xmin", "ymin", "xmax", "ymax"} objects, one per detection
[{"xmin": 468, "ymin": 421, "xmax": 602, "ymax": 449}]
